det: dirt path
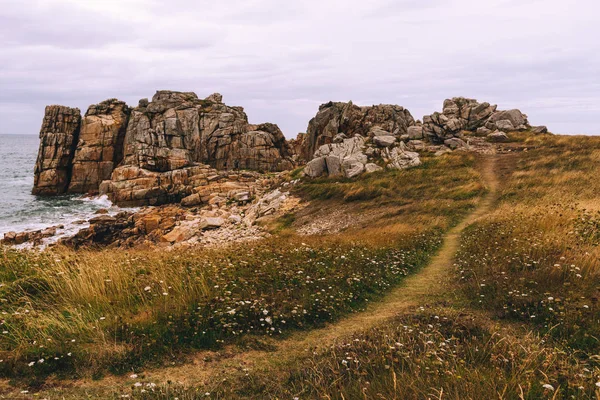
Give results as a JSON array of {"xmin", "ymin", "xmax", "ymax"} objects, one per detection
[{"xmin": 27, "ymin": 154, "xmax": 500, "ymax": 395}]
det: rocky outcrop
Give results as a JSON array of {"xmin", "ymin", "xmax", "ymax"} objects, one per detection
[
  {"xmin": 422, "ymin": 97, "xmax": 544, "ymax": 143},
  {"xmin": 123, "ymin": 91, "xmax": 293, "ymax": 173},
  {"xmin": 301, "ymin": 101, "xmax": 415, "ymax": 161},
  {"xmin": 68, "ymin": 99, "xmax": 131, "ymax": 194},
  {"xmin": 32, "ymin": 106, "xmax": 81, "ymax": 195},
  {"xmin": 32, "ymin": 91, "xmax": 295, "ymax": 199},
  {"xmin": 304, "ymin": 134, "xmax": 421, "ymax": 179}
]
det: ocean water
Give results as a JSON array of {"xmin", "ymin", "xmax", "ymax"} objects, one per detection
[{"xmin": 0, "ymin": 134, "xmax": 127, "ymax": 244}]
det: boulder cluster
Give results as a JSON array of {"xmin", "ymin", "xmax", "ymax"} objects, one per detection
[
  {"xmin": 422, "ymin": 97, "xmax": 547, "ymax": 144},
  {"xmin": 32, "ymin": 91, "xmax": 294, "ymax": 201},
  {"xmin": 23, "ymin": 92, "xmax": 551, "ymax": 248},
  {"xmin": 297, "ymin": 97, "xmax": 548, "ymax": 178}
]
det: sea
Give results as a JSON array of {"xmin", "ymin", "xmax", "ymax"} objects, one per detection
[{"xmin": 0, "ymin": 134, "xmax": 129, "ymax": 245}]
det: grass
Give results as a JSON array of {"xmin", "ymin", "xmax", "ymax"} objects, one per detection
[
  {"xmin": 455, "ymin": 136, "xmax": 600, "ymax": 352},
  {"xmin": 126, "ymin": 310, "xmax": 600, "ymax": 399},
  {"xmin": 0, "ymin": 152, "xmax": 485, "ymax": 388}
]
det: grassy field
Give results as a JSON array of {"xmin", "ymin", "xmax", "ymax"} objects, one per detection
[
  {"xmin": 98, "ymin": 134, "xmax": 600, "ymax": 400},
  {"xmin": 0, "ymin": 152, "xmax": 485, "ymax": 395},
  {"xmin": 5, "ymin": 135, "xmax": 600, "ymax": 399}
]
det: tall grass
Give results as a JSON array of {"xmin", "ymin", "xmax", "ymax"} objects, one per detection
[
  {"xmin": 0, "ymin": 152, "xmax": 485, "ymax": 382},
  {"xmin": 456, "ymin": 135, "xmax": 600, "ymax": 354}
]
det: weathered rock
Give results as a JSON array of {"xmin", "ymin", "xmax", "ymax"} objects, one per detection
[
  {"xmin": 123, "ymin": 91, "xmax": 294, "ymax": 174},
  {"xmin": 444, "ymin": 138, "xmax": 468, "ymax": 150},
  {"xmin": 532, "ymin": 125, "xmax": 549, "ymax": 134},
  {"xmin": 364, "ymin": 163, "xmax": 383, "ymax": 173},
  {"xmin": 304, "ymin": 157, "xmax": 327, "ymax": 178},
  {"xmin": 423, "ymin": 98, "xmax": 532, "ymax": 143},
  {"xmin": 243, "ymin": 189, "xmax": 289, "ymax": 226},
  {"xmin": 342, "ymin": 157, "xmax": 366, "ymax": 178},
  {"xmin": 407, "ymin": 125, "xmax": 424, "ymax": 140},
  {"xmin": 476, "ymin": 127, "xmax": 492, "ymax": 136},
  {"xmin": 60, "ymin": 212, "xmax": 134, "ymax": 248},
  {"xmin": 301, "ymin": 101, "xmax": 415, "ymax": 161},
  {"xmin": 495, "ymin": 119, "xmax": 515, "ymax": 132},
  {"xmin": 385, "ymin": 147, "xmax": 421, "ymax": 170},
  {"xmin": 487, "ymin": 109, "xmax": 528, "ymax": 130},
  {"xmin": 373, "ymin": 135, "xmax": 396, "ymax": 147},
  {"xmin": 68, "ymin": 99, "xmax": 131, "ymax": 194},
  {"xmin": 488, "ymin": 131, "xmax": 509, "ymax": 142},
  {"xmin": 203, "ymin": 217, "xmax": 225, "ymax": 229},
  {"xmin": 181, "ymin": 193, "xmax": 202, "ymax": 207},
  {"xmin": 32, "ymin": 105, "xmax": 82, "ymax": 195}
]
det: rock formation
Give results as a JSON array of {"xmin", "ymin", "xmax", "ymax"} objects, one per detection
[
  {"xmin": 422, "ymin": 97, "xmax": 547, "ymax": 143},
  {"xmin": 301, "ymin": 101, "xmax": 415, "ymax": 162},
  {"xmin": 32, "ymin": 91, "xmax": 295, "ymax": 200},
  {"xmin": 32, "ymin": 106, "xmax": 81, "ymax": 195},
  {"xmin": 68, "ymin": 99, "xmax": 131, "ymax": 194},
  {"xmin": 123, "ymin": 91, "xmax": 293, "ymax": 173}
]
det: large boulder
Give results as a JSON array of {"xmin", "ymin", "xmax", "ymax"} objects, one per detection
[
  {"xmin": 423, "ymin": 97, "xmax": 531, "ymax": 143},
  {"xmin": 123, "ymin": 91, "xmax": 294, "ymax": 173},
  {"xmin": 301, "ymin": 101, "xmax": 415, "ymax": 161},
  {"xmin": 32, "ymin": 105, "xmax": 82, "ymax": 195},
  {"xmin": 68, "ymin": 99, "xmax": 131, "ymax": 194},
  {"xmin": 423, "ymin": 98, "xmax": 497, "ymax": 143}
]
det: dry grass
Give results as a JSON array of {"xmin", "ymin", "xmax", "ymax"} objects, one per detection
[{"xmin": 0, "ymin": 152, "xmax": 485, "ymax": 388}]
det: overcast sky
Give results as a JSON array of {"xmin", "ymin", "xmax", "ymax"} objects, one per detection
[{"xmin": 1, "ymin": 0, "xmax": 599, "ymax": 137}]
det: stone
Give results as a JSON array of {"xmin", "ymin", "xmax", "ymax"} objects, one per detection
[
  {"xmin": 123, "ymin": 91, "xmax": 294, "ymax": 173},
  {"xmin": 342, "ymin": 157, "xmax": 365, "ymax": 178},
  {"xmin": 532, "ymin": 125, "xmax": 548, "ymax": 134},
  {"xmin": 68, "ymin": 99, "xmax": 131, "ymax": 194},
  {"xmin": 301, "ymin": 101, "xmax": 415, "ymax": 161},
  {"xmin": 304, "ymin": 157, "xmax": 327, "ymax": 178},
  {"xmin": 386, "ymin": 147, "xmax": 421, "ymax": 170},
  {"xmin": 444, "ymin": 138, "xmax": 468, "ymax": 150},
  {"xmin": 373, "ymin": 135, "xmax": 396, "ymax": 147},
  {"xmin": 325, "ymin": 156, "xmax": 343, "ymax": 176},
  {"xmin": 161, "ymin": 225, "xmax": 196, "ymax": 243},
  {"xmin": 495, "ymin": 119, "xmax": 515, "ymax": 131},
  {"xmin": 488, "ymin": 131, "xmax": 509, "ymax": 142},
  {"xmin": 476, "ymin": 127, "xmax": 492, "ymax": 136},
  {"xmin": 364, "ymin": 163, "xmax": 383, "ymax": 173},
  {"xmin": 422, "ymin": 98, "xmax": 500, "ymax": 143},
  {"xmin": 142, "ymin": 216, "xmax": 161, "ymax": 233},
  {"xmin": 181, "ymin": 193, "xmax": 202, "ymax": 207},
  {"xmin": 203, "ymin": 217, "xmax": 225, "ymax": 229},
  {"xmin": 228, "ymin": 215, "xmax": 242, "ymax": 224},
  {"xmin": 32, "ymin": 105, "xmax": 82, "ymax": 195},
  {"xmin": 407, "ymin": 126, "xmax": 424, "ymax": 140},
  {"xmin": 369, "ymin": 127, "xmax": 392, "ymax": 137},
  {"xmin": 487, "ymin": 109, "xmax": 528, "ymax": 128}
]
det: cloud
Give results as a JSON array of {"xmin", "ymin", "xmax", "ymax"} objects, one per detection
[{"xmin": 0, "ymin": 0, "xmax": 599, "ymax": 136}]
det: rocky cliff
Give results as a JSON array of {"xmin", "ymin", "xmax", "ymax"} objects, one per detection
[
  {"xmin": 32, "ymin": 105, "xmax": 82, "ymax": 195},
  {"xmin": 33, "ymin": 91, "xmax": 295, "ymax": 199},
  {"xmin": 68, "ymin": 99, "xmax": 131, "ymax": 194}
]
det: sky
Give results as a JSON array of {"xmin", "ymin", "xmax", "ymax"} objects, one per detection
[{"xmin": 1, "ymin": 0, "xmax": 599, "ymax": 137}]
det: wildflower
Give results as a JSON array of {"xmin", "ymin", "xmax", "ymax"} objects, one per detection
[
  {"xmin": 28, "ymin": 362, "xmax": 35, "ymax": 367},
  {"xmin": 134, "ymin": 382, "xmax": 142, "ymax": 387},
  {"xmin": 542, "ymin": 384, "xmax": 555, "ymax": 391},
  {"xmin": 144, "ymin": 286, "xmax": 151, "ymax": 292},
  {"xmin": 596, "ymin": 381, "xmax": 600, "ymax": 388},
  {"xmin": 130, "ymin": 374, "xmax": 138, "ymax": 379}
]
